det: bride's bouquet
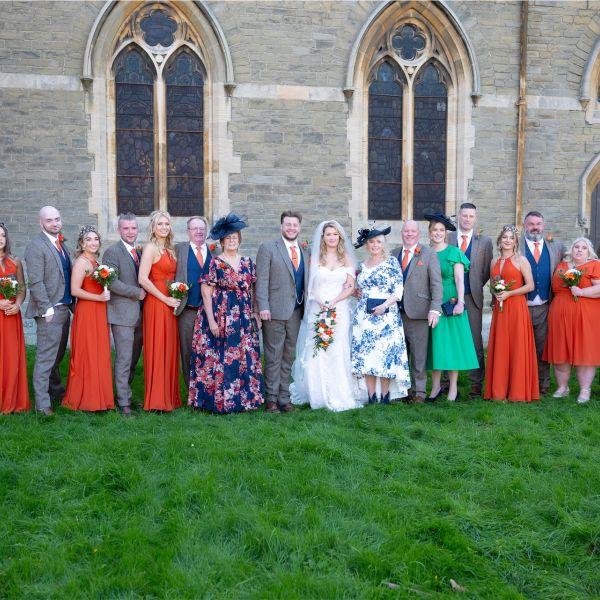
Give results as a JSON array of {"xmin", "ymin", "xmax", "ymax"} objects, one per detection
[{"xmin": 313, "ymin": 301, "xmax": 336, "ymax": 357}]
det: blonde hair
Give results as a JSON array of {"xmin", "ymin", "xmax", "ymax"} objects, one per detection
[
  {"xmin": 148, "ymin": 210, "xmax": 176, "ymax": 258},
  {"xmin": 566, "ymin": 237, "xmax": 598, "ymax": 265},
  {"xmin": 365, "ymin": 234, "xmax": 388, "ymax": 259},
  {"xmin": 496, "ymin": 225, "xmax": 520, "ymax": 255},
  {"xmin": 75, "ymin": 226, "xmax": 101, "ymax": 259},
  {"xmin": 319, "ymin": 222, "xmax": 347, "ymax": 265}
]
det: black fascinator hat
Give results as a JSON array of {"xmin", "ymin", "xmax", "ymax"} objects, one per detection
[
  {"xmin": 354, "ymin": 225, "xmax": 392, "ymax": 249},
  {"xmin": 423, "ymin": 212, "xmax": 456, "ymax": 232},
  {"xmin": 209, "ymin": 213, "xmax": 248, "ymax": 240}
]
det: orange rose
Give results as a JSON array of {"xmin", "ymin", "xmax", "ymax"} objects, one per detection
[{"xmin": 99, "ymin": 269, "xmax": 109, "ymax": 278}]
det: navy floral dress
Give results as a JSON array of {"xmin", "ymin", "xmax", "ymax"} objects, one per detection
[{"xmin": 188, "ymin": 257, "xmax": 264, "ymax": 414}]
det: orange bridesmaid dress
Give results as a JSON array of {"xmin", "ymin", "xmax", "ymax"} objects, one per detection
[
  {"xmin": 543, "ymin": 259, "xmax": 600, "ymax": 365},
  {"xmin": 484, "ymin": 257, "xmax": 539, "ymax": 402},
  {"xmin": 62, "ymin": 261, "xmax": 114, "ymax": 411},
  {"xmin": 143, "ymin": 252, "xmax": 181, "ymax": 411},
  {"xmin": 0, "ymin": 258, "xmax": 30, "ymax": 413}
]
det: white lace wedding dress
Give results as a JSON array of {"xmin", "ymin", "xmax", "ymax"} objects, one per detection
[{"xmin": 290, "ymin": 265, "xmax": 363, "ymax": 412}]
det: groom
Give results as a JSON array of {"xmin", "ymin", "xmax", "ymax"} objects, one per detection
[{"xmin": 256, "ymin": 210, "xmax": 309, "ymax": 413}]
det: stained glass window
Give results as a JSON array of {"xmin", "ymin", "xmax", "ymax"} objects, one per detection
[
  {"xmin": 165, "ymin": 49, "xmax": 205, "ymax": 217},
  {"xmin": 368, "ymin": 61, "xmax": 404, "ymax": 220},
  {"xmin": 140, "ymin": 10, "xmax": 177, "ymax": 47},
  {"xmin": 413, "ymin": 64, "xmax": 447, "ymax": 218},
  {"xmin": 114, "ymin": 46, "xmax": 155, "ymax": 216},
  {"xmin": 392, "ymin": 24, "xmax": 426, "ymax": 61}
]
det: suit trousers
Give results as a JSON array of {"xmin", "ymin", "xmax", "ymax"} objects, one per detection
[
  {"xmin": 261, "ymin": 309, "xmax": 302, "ymax": 405},
  {"xmin": 528, "ymin": 303, "xmax": 550, "ymax": 391},
  {"xmin": 33, "ymin": 304, "xmax": 71, "ymax": 409},
  {"xmin": 177, "ymin": 307, "xmax": 198, "ymax": 389},
  {"xmin": 111, "ymin": 315, "xmax": 143, "ymax": 407},
  {"xmin": 465, "ymin": 294, "xmax": 485, "ymax": 386},
  {"xmin": 401, "ymin": 312, "xmax": 429, "ymax": 395}
]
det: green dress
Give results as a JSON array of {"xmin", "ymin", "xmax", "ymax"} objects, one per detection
[{"xmin": 426, "ymin": 245, "xmax": 479, "ymax": 370}]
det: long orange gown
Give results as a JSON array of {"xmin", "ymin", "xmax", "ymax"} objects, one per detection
[
  {"xmin": 62, "ymin": 262, "xmax": 114, "ymax": 411},
  {"xmin": 543, "ymin": 259, "xmax": 600, "ymax": 366},
  {"xmin": 484, "ymin": 257, "xmax": 539, "ymax": 402},
  {"xmin": 143, "ymin": 252, "xmax": 181, "ymax": 411},
  {"xmin": 0, "ymin": 258, "xmax": 30, "ymax": 413}
]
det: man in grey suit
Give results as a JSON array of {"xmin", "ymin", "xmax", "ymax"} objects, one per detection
[
  {"xmin": 25, "ymin": 206, "xmax": 74, "ymax": 415},
  {"xmin": 256, "ymin": 210, "xmax": 309, "ymax": 413},
  {"xmin": 102, "ymin": 213, "xmax": 146, "ymax": 415},
  {"xmin": 397, "ymin": 220, "xmax": 443, "ymax": 403},
  {"xmin": 174, "ymin": 216, "xmax": 212, "ymax": 388},
  {"xmin": 447, "ymin": 203, "xmax": 493, "ymax": 397},
  {"xmin": 522, "ymin": 210, "xmax": 566, "ymax": 395}
]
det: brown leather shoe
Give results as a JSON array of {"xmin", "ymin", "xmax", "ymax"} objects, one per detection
[
  {"xmin": 265, "ymin": 401, "xmax": 279, "ymax": 413},
  {"xmin": 37, "ymin": 407, "xmax": 54, "ymax": 417},
  {"xmin": 278, "ymin": 403, "xmax": 296, "ymax": 413},
  {"xmin": 120, "ymin": 406, "xmax": 135, "ymax": 417},
  {"xmin": 413, "ymin": 394, "xmax": 425, "ymax": 404},
  {"xmin": 469, "ymin": 385, "xmax": 482, "ymax": 398}
]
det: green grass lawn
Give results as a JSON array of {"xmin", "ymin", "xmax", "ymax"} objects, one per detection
[{"xmin": 0, "ymin": 351, "xmax": 599, "ymax": 599}]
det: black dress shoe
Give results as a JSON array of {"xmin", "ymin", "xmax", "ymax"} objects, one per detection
[
  {"xmin": 425, "ymin": 389, "xmax": 442, "ymax": 403},
  {"xmin": 265, "ymin": 401, "xmax": 279, "ymax": 413},
  {"xmin": 37, "ymin": 407, "xmax": 54, "ymax": 417},
  {"xmin": 368, "ymin": 393, "xmax": 378, "ymax": 405},
  {"xmin": 381, "ymin": 392, "xmax": 390, "ymax": 405},
  {"xmin": 279, "ymin": 403, "xmax": 296, "ymax": 413},
  {"xmin": 119, "ymin": 406, "xmax": 135, "ymax": 417}
]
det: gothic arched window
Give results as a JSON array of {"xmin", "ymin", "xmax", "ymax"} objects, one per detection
[
  {"xmin": 367, "ymin": 21, "xmax": 450, "ymax": 221},
  {"xmin": 112, "ymin": 7, "xmax": 206, "ymax": 217}
]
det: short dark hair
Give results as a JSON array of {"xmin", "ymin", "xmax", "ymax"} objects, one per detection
[
  {"xmin": 459, "ymin": 202, "xmax": 477, "ymax": 211},
  {"xmin": 280, "ymin": 210, "xmax": 302, "ymax": 224},
  {"xmin": 524, "ymin": 210, "xmax": 544, "ymax": 221}
]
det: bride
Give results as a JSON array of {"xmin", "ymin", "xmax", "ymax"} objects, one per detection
[{"xmin": 290, "ymin": 220, "xmax": 363, "ymax": 411}]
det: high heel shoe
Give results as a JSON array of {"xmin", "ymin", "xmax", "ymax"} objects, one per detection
[
  {"xmin": 368, "ymin": 393, "xmax": 378, "ymax": 405},
  {"xmin": 425, "ymin": 389, "xmax": 442, "ymax": 403},
  {"xmin": 381, "ymin": 392, "xmax": 390, "ymax": 405},
  {"xmin": 577, "ymin": 388, "xmax": 591, "ymax": 404},
  {"xmin": 552, "ymin": 386, "xmax": 570, "ymax": 398},
  {"xmin": 447, "ymin": 392, "xmax": 460, "ymax": 402}
]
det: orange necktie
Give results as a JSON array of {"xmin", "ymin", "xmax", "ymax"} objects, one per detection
[
  {"xmin": 55, "ymin": 239, "xmax": 64, "ymax": 257},
  {"xmin": 534, "ymin": 242, "xmax": 541, "ymax": 263},
  {"xmin": 460, "ymin": 235, "xmax": 468, "ymax": 253},
  {"xmin": 401, "ymin": 249, "xmax": 410, "ymax": 271},
  {"xmin": 130, "ymin": 248, "xmax": 139, "ymax": 266},
  {"xmin": 195, "ymin": 246, "xmax": 204, "ymax": 268},
  {"xmin": 290, "ymin": 245, "xmax": 299, "ymax": 270}
]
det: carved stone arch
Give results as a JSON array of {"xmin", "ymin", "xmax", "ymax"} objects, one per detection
[
  {"xmin": 578, "ymin": 153, "xmax": 600, "ymax": 233},
  {"xmin": 83, "ymin": 0, "xmax": 239, "ymax": 241},
  {"xmin": 346, "ymin": 0, "xmax": 478, "ymax": 243},
  {"xmin": 579, "ymin": 35, "xmax": 600, "ymax": 123}
]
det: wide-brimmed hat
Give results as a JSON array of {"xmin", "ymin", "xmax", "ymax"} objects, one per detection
[
  {"xmin": 423, "ymin": 212, "xmax": 456, "ymax": 231},
  {"xmin": 209, "ymin": 213, "xmax": 248, "ymax": 240},
  {"xmin": 354, "ymin": 225, "xmax": 392, "ymax": 249}
]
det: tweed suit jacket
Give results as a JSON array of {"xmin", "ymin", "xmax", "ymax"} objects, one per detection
[
  {"xmin": 447, "ymin": 231, "xmax": 493, "ymax": 309},
  {"xmin": 255, "ymin": 237, "xmax": 309, "ymax": 321},
  {"xmin": 396, "ymin": 244, "xmax": 443, "ymax": 320},
  {"xmin": 24, "ymin": 231, "xmax": 74, "ymax": 318},
  {"xmin": 174, "ymin": 242, "xmax": 213, "ymax": 316},
  {"xmin": 103, "ymin": 241, "xmax": 143, "ymax": 327}
]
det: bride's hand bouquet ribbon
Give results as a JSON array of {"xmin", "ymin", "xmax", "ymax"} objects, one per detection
[
  {"xmin": 0, "ymin": 275, "xmax": 22, "ymax": 301},
  {"xmin": 490, "ymin": 275, "xmax": 515, "ymax": 312},
  {"xmin": 167, "ymin": 281, "xmax": 190, "ymax": 315},
  {"xmin": 92, "ymin": 264, "xmax": 118, "ymax": 290},
  {"xmin": 313, "ymin": 301, "xmax": 336, "ymax": 357},
  {"xmin": 559, "ymin": 268, "xmax": 583, "ymax": 301}
]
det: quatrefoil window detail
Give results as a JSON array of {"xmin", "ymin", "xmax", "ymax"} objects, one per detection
[
  {"xmin": 140, "ymin": 10, "xmax": 177, "ymax": 48},
  {"xmin": 392, "ymin": 24, "xmax": 426, "ymax": 61}
]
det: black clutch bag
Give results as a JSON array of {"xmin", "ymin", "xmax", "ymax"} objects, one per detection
[
  {"xmin": 366, "ymin": 298, "xmax": 389, "ymax": 314},
  {"xmin": 441, "ymin": 300, "xmax": 466, "ymax": 316}
]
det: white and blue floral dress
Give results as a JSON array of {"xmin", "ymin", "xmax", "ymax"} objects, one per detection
[{"xmin": 351, "ymin": 256, "xmax": 410, "ymax": 398}]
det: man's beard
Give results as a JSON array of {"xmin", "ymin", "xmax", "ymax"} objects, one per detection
[
  {"xmin": 282, "ymin": 232, "xmax": 299, "ymax": 242},
  {"xmin": 524, "ymin": 231, "xmax": 541, "ymax": 242}
]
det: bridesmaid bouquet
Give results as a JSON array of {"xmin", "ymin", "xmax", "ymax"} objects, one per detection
[
  {"xmin": 560, "ymin": 268, "xmax": 583, "ymax": 301},
  {"xmin": 490, "ymin": 275, "xmax": 515, "ymax": 312},
  {"xmin": 313, "ymin": 302, "xmax": 336, "ymax": 356},
  {"xmin": 0, "ymin": 275, "xmax": 22, "ymax": 301},
  {"xmin": 92, "ymin": 264, "xmax": 118, "ymax": 290},
  {"xmin": 168, "ymin": 281, "xmax": 190, "ymax": 314}
]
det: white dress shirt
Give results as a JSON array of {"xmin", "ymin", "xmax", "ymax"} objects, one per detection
[{"xmin": 456, "ymin": 229, "xmax": 473, "ymax": 251}]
